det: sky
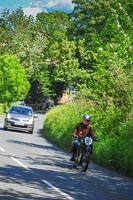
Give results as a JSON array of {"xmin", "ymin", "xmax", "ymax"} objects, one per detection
[{"xmin": 0, "ymin": 0, "xmax": 75, "ymax": 17}]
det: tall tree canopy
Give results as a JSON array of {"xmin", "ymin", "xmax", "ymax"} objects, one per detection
[
  {"xmin": 0, "ymin": 54, "xmax": 30, "ymax": 105},
  {"xmin": 0, "ymin": 1, "xmax": 132, "ymax": 108}
]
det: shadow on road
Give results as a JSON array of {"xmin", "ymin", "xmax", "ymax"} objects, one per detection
[{"xmin": 0, "ymin": 151, "xmax": 133, "ymax": 200}]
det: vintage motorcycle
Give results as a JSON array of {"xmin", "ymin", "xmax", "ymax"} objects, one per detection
[{"xmin": 71, "ymin": 136, "xmax": 93, "ymax": 172}]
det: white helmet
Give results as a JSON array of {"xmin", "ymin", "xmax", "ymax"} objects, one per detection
[{"xmin": 82, "ymin": 114, "xmax": 91, "ymax": 120}]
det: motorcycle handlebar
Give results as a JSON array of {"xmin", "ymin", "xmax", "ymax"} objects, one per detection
[
  {"xmin": 73, "ymin": 136, "xmax": 99, "ymax": 142},
  {"xmin": 93, "ymin": 138, "xmax": 99, "ymax": 142}
]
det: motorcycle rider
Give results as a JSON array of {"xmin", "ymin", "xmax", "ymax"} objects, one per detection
[{"xmin": 70, "ymin": 114, "xmax": 98, "ymax": 161}]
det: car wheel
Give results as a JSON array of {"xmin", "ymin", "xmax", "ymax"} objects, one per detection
[
  {"xmin": 29, "ymin": 130, "xmax": 33, "ymax": 134},
  {"xmin": 4, "ymin": 126, "xmax": 7, "ymax": 130}
]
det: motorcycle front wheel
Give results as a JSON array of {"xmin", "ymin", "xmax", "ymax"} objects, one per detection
[
  {"xmin": 73, "ymin": 148, "xmax": 82, "ymax": 165},
  {"xmin": 81, "ymin": 152, "xmax": 90, "ymax": 172}
]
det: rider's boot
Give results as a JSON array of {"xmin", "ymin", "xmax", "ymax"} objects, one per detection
[{"xmin": 70, "ymin": 153, "xmax": 75, "ymax": 161}]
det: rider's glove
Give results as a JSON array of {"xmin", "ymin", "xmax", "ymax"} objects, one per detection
[
  {"xmin": 78, "ymin": 135, "xmax": 83, "ymax": 141},
  {"xmin": 93, "ymin": 138, "xmax": 99, "ymax": 142}
]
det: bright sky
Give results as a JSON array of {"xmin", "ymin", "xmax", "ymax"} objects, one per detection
[{"xmin": 0, "ymin": 0, "xmax": 75, "ymax": 17}]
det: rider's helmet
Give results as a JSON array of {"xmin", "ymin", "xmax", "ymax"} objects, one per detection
[
  {"xmin": 82, "ymin": 114, "xmax": 91, "ymax": 125},
  {"xmin": 82, "ymin": 114, "xmax": 91, "ymax": 120}
]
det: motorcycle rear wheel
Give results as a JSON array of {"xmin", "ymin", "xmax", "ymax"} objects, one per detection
[{"xmin": 81, "ymin": 152, "xmax": 90, "ymax": 172}]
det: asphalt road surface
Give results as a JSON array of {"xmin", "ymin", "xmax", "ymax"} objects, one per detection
[{"xmin": 0, "ymin": 112, "xmax": 133, "ymax": 200}]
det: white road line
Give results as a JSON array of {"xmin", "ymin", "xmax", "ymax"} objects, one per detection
[
  {"xmin": 1, "ymin": 148, "xmax": 74, "ymax": 199},
  {"xmin": 0, "ymin": 146, "xmax": 6, "ymax": 152},
  {"xmin": 11, "ymin": 156, "xmax": 31, "ymax": 171},
  {"xmin": 42, "ymin": 180, "xmax": 75, "ymax": 200}
]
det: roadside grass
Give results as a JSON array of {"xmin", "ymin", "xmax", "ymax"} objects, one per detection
[
  {"xmin": 43, "ymin": 100, "xmax": 95, "ymax": 151},
  {"xmin": 43, "ymin": 100, "xmax": 133, "ymax": 177}
]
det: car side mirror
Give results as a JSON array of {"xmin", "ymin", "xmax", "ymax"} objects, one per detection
[{"xmin": 4, "ymin": 110, "xmax": 8, "ymax": 114}]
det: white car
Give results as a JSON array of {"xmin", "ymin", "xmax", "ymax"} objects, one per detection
[{"xmin": 4, "ymin": 105, "xmax": 37, "ymax": 134}]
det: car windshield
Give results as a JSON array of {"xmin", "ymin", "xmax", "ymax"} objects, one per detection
[{"xmin": 10, "ymin": 106, "xmax": 32, "ymax": 116}]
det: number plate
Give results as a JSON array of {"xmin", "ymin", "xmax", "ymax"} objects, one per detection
[{"xmin": 14, "ymin": 122, "xmax": 24, "ymax": 126}]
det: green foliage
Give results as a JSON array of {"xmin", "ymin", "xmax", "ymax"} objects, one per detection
[
  {"xmin": 94, "ymin": 119, "xmax": 133, "ymax": 176},
  {"xmin": 0, "ymin": 54, "xmax": 30, "ymax": 104},
  {"xmin": 0, "ymin": 1, "xmax": 133, "ymax": 103},
  {"xmin": 36, "ymin": 11, "xmax": 70, "ymax": 41},
  {"xmin": 43, "ymin": 100, "xmax": 94, "ymax": 151},
  {"xmin": 70, "ymin": 0, "xmax": 133, "ymax": 106},
  {"xmin": 0, "ymin": 104, "xmax": 4, "ymax": 115},
  {"xmin": 43, "ymin": 100, "xmax": 133, "ymax": 177}
]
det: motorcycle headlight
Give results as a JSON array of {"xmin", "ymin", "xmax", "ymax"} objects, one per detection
[{"xmin": 85, "ymin": 137, "xmax": 92, "ymax": 145}]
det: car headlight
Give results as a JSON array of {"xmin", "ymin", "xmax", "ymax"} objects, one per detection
[
  {"xmin": 6, "ymin": 114, "xmax": 11, "ymax": 120},
  {"xmin": 29, "ymin": 117, "xmax": 33, "ymax": 124}
]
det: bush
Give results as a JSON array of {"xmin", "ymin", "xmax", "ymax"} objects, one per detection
[
  {"xmin": 43, "ymin": 100, "xmax": 95, "ymax": 151},
  {"xmin": 43, "ymin": 100, "xmax": 133, "ymax": 177}
]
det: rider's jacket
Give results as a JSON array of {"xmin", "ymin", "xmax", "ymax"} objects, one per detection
[{"xmin": 72, "ymin": 122, "xmax": 96, "ymax": 139}]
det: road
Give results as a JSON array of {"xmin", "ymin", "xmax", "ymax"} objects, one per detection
[{"xmin": 0, "ymin": 112, "xmax": 133, "ymax": 200}]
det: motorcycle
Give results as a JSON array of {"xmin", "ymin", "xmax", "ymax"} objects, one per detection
[{"xmin": 72, "ymin": 136, "xmax": 93, "ymax": 172}]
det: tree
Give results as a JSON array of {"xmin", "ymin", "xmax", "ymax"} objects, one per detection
[
  {"xmin": 36, "ymin": 11, "xmax": 70, "ymax": 42},
  {"xmin": 0, "ymin": 8, "xmax": 50, "ymax": 103},
  {"xmin": 35, "ymin": 11, "xmax": 72, "ymax": 98},
  {"xmin": 0, "ymin": 54, "xmax": 30, "ymax": 105}
]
